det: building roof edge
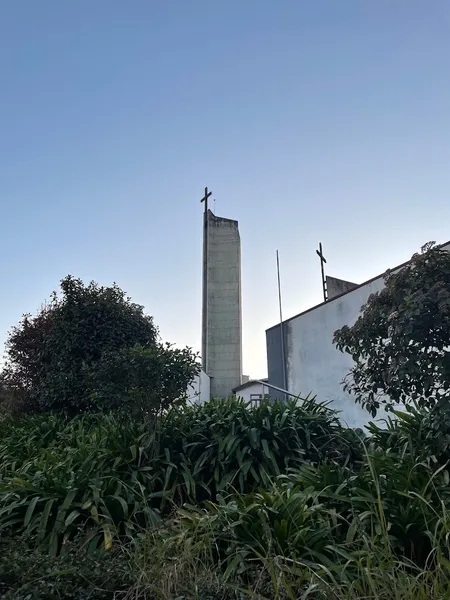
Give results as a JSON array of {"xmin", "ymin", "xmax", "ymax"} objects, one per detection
[{"xmin": 266, "ymin": 240, "xmax": 450, "ymax": 333}]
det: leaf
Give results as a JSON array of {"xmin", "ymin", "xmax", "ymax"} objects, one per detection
[
  {"xmin": 0, "ymin": 517, "xmax": 24, "ymax": 531},
  {"xmin": 111, "ymin": 494, "xmax": 129, "ymax": 519},
  {"xmin": 249, "ymin": 428, "xmax": 259, "ymax": 448},
  {"xmin": 38, "ymin": 498, "xmax": 55, "ymax": 542},
  {"xmin": 164, "ymin": 465, "xmax": 174, "ymax": 491},
  {"xmin": 24, "ymin": 496, "xmax": 40, "ymax": 528},
  {"xmin": 325, "ymin": 544, "xmax": 355, "ymax": 562},
  {"xmin": 61, "ymin": 489, "xmax": 78, "ymax": 511},
  {"xmin": 346, "ymin": 518, "xmax": 358, "ymax": 544},
  {"xmin": 49, "ymin": 530, "xmax": 59, "ymax": 557},
  {"xmin": 86, "ymin": 532, "xmax": 102, "ymax": 555},
  {"xmin": 261, "ymin": 438, "xmax": 274, "ymax": 463},
  {"xmin": 104, "ymin": 528, "xmax": 113, "ymax": 550},
  {"xmin": 181, "ymin": 467, "xmax": 195, "ymax": 498},
  {"xmin": 65, "ymin": 509, "xmax": 81, "ymax": 527},
  {"xmin": 90, "ymin": 505, "xmax": 99, "ymax": 523}
]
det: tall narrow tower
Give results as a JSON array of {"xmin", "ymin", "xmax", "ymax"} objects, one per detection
[{"xmin": 201, "ymin": 188, "xmax": 242, "ymax": 398}]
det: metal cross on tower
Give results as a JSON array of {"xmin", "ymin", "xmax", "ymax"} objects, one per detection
[
  {"xmin": 316, "ymin": 242, "xmax": 328, "ymax": 302},
  {"xmin": 200, "ymin": 187, "xmax": 212, "ymax": 213}
]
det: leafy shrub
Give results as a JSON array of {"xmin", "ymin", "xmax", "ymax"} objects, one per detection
[
  {"xmin": 85, "ymin": 342, "xmax": 199, "ymax": 415},
  {"xmin": 0, "ymin": 398, "xmax": 352, "ymax": 553},
  {"xmin": 367, "ymin": 403, "xmax": 450, "ymax": 460},
  {"xmin": 3, "ymin": 395, "xmax": 450, "ymax": 598},
  {"xmin": 334, "ymin": 242, "xmax": 450, "ymax": 417},
  {"xmin": 168, "ymin": 486, "xmax": 341, "ymax": 574},
  {"xmin": 156, "ymin": 400, "xmax": 450, "ymax": 585},
  {"xmin": 160, "ymin": 446, "xmax": 450, "ymax": 594},
  {"xmin": 0, "ymin": 412, "xmax": 161, "ymax": 554},
  {"xmin": 155, "ymin": 396, "xmax": 359, "ymax": 506},
  {"xmin": 1, "ymin": 275, "xmax": 199, "ymax": 415},
  {"xmin": 299, "ymin": 445, "xmax": 450, "ymax": 564}
]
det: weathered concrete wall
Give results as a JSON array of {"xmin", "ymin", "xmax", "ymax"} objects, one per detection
[
  {"xmin": 267, "ymin": 277, "xmax": 393, "ymax": 427},
  {"xmin": 326, "ymin": 276, "xmax": 358, "ymax": 300},
  {"xmin": 266, "ymin": 324, "xmax": 288, "ymax": 400},
  {"xmin": 202, "ymin": 210, "xmax": 242, "ymax": 398},
  {"xmin": 187, "ymin": 369, "xmax": 211, "ymax": 405},
  {"xmin": 266, "ymin": 242, "xmax": 450, "ymax": 429}
]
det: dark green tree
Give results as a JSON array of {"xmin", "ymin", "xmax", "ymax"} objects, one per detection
[
  {"xmin": 84, "ymin": 343, "xmax": 200, "ymax": 414},
  {"xmin": 1, "ymin": 276, "xmax": 199, "ymax": 415},
  {"xmin": 334, "ymin": 242, "xmax": 450, "ymax": 417}
]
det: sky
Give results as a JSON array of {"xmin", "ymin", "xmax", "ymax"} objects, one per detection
[{"xmin": 1, "ymin": 1, "xmax": 450, "ymax": 378}]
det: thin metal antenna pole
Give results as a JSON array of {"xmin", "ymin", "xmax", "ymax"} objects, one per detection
[{"xmin": 276, "ymin": 250, "xmax": 287, "ymax": 396}]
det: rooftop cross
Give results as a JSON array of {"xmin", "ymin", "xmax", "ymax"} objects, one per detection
[
  {"xmin": 316, "ymin": 242, "xmax": 328, "ymax": 302},
  {"xmin": 200, "ymin": 187, "xmax": 212, "ymax": 214}
]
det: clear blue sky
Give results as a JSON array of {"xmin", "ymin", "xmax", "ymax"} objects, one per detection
[{"xmin": 1, "ymin": 1, "xmax": 450, "ymax": 378}]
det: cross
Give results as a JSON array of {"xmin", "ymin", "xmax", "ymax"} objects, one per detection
[
  {"xmin": 200, "ymin": 187, "xmax": 212, "ymax": 214},
  {"xmin": 316, "ymin": 242, "xmax": 328, "ymax": 302}
]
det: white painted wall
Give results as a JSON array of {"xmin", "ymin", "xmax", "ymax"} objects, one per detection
[
  {"xmin": 285, "ymin": 242, "xmax": 450, "ymax": 429},
  {"xmin": 234, "ymin": 381, "xmax": 270, "ymax": 403},
  {"xmin": 186, "ymin": 369, "xmax": 210, "ymax": 405},
  {"xmin": 285, "ymin": 278, "xmax": 388, "ymax": 428}
]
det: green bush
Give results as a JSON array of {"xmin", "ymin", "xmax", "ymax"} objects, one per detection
[
  {"xmin": 0, "ymin": 412, "xmax": 161, "ymax": 554},
  {"xmin": 334, "ymin": 241, "xmax": 450, "ymax": 418},
  {"xmin": 154, "ymin": 448, "xmax": 450, "ymax": 597},
  {"xmin": 168, "ymin": 439, "xmax": 450, "ymax": 577},
  {"xmin": 367, "ymin": 403, "xmax": 450, "ymax": 460},
  {"xmin": 1, "ymin": 275, "xmax": 199, "ymax": 415},
  {"xmin": 0, "ymin": 397, "xmax": 349, "ymax": 553},
  {"xmin": 154, "ymin": 396, "xmax": 358, "ymax": 506},
  {"xmin": 3, "ymin": 393, "xmax": 450, "ymax": 598},
  {"xmin": 86, "ymin": 343, "xmax": 200, "ymax": 414}
]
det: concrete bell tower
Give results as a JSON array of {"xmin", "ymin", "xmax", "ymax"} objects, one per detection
[{"xmin": 201, "ymin": 188, "xmax": 242, "ymax": 398}]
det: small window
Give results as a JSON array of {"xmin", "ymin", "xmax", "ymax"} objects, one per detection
[{"xmin": 250, "ymin": 394, "xmax": 263, "ymax": 401}]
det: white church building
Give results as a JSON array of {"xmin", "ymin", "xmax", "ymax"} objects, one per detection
[
  {"xmin": 189, "ymin": 189, "xmax": 449, "ymax": 427},
  {"xmin": 266, "ymin": 241, "xmax": 450, "ymax": 429}
]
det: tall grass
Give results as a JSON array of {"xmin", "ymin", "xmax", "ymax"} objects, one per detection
[{"xmin": 127, "ymin": 442, "xmax": 450, "ymax": 599}]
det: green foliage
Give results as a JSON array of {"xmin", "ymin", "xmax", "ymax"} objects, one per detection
[
  {"xmin": 170, "ymin": 486, "xmax": 341, "ymax": 573},
  {"xmin": 0, "ymin": 398, "xmax": 348, "ymax": 553},
  {"xmin": 0, "ymin": 535, "xmax": 130, "ymax": 599},
  {"xmin": 0, "ymin": 412, "xmax": 161, "ymax": 555},
  {"xmin": 85, "ymin": 343, "xmax": 199, "ymax": 414},
  {"xmin": 158, "ymin": 439, "xmax": 450, "ymax": 595},
  {"xmin": 137, "ymin": 405, "xmax": 450, "ymax": 597},
  {"xmin": 3, "ymin": 394, "xmax": 450, "ymax": 598},
  {"xmin": 1, "ymin": 275, "xmax": 199, "ymax": 415},
  {"xmin": 334, "ymin": 242, "xmax": 450, "ymax": 417},
  {"xmin": 0, "ymin": 379, "xmax": 18, "ymax": 417},
  {"xmin": 367, "ymin": 402, "xmax": 450, "ymax": 460},
  {"xmin": 155, "ymin": 396, "xmax": 356, "ymax": 506}
]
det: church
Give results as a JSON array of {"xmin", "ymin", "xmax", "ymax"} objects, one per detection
[
  {"xmin": 266, "ymin": 240, "xmax": 450, "ymax": 428},
  {"xmin": 189, "ymin": 187, "xmax": 449, "ymax": 428}
]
